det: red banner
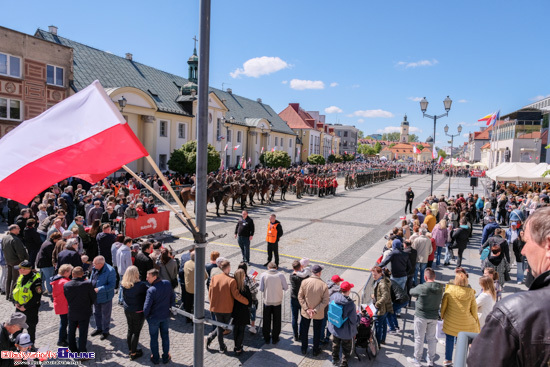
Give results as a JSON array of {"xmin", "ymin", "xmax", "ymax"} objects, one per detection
[
  {"xmin": 125, "ymin": 211, "xmax": 170, "ymax": 238},
  {"xmin": 129, "ymin": 189, "xmax": 141, "ymax": 197}
]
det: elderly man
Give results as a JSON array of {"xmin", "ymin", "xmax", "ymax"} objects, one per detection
[
  {"xmin": 2, "ymin": 225, "xmax": 28, "ymax": 300},
  {"xmin": 0, "ymin": 313, "xmax": 28, "ymax": 353},
  {"xmin": 90, "ymin": 256, "xmax": 116, "ymax": 341},
  {"xmin": 468, "ymin": 207, "xmax": 550, "ymax": 366},
  {"xmin": 423, "ymin": 209, "xmax": 436, "ymax": 232},
  {"xmin": 412, "ymin": 228, "xmax": 432, "ymax": 285},
  {"xmin": 298, "ymin": 264, "xmax": 329, "ymax": 356}
]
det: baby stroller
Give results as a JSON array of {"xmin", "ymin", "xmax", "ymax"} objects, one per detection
[{"xmin": 353, "ymin": 310, "xmax": 379, "ymax": 361}]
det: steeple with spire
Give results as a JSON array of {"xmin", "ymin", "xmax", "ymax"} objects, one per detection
[
  {"xmin": 181, "ymin": 37, "xmax": 198, "ymax": 95},
  {"xmin": 400, "ymin": 114, "xmax": 409, "ymax": 143}
]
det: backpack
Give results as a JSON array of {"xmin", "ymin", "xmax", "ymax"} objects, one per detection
[
  {"xmin": 480, "ymin": 246, "xmax": 490, "ymax": 261},
  {"xmin": 328, "ymin": 300, "xmax": 348, "ymax": 328},
  {"xmin": 390, "ymin": 280, "xmax": 409, "ymax": 304}
]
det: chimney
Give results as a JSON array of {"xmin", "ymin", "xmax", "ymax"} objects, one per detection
[
  {"xmin": 289, "ymin": 103, "xmax": 300, "ymax": 112},
  {"xmin": 48, "ymin": 25, "xmax": 58, "ymax": 35},
  {"xmin": 256, "ymin": 98, "xmax": 262, "ymax": 103},
  {"xmin": 479, "ymin": 126, "xmax": 486, "ymax": 131},
  {"xmin": 226, "ymin": 88, "xmax": 232, "ymax": 94},
  {"xmin": 125, "ymin": 53, "xmax": 133, "ymax": 61}
]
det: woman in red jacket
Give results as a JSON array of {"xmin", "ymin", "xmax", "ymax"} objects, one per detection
[{"xmin": 50, "ymin": 264, "xmax": 73, "ymax": 347}]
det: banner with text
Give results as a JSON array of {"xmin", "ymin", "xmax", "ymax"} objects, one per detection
[{"xmin": 125, "ymin": 211, "xmax": 170, "ymax": 238}]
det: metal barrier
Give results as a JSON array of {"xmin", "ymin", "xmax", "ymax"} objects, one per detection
[{"xmin": 454, "ymin": 332, "xmax": 478, "ymax": 367}]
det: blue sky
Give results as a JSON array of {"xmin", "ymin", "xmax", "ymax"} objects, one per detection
[{"xmin": 4, "ymin": 0, "xmax": 550, "ymax": 146}]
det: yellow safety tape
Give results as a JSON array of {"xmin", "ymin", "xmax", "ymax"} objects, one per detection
[{"xmin": 175, "ymin": 236, "xmax": 371, "ymax": 272}]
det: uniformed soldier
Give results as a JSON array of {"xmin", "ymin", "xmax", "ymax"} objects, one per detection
[{"xmin": 11, "ymin": 260, "xmax": 42, "ymax": 343}]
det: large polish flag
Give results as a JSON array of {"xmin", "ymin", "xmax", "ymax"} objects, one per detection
[{"xmin": 0, "ymin": 80, "xmax": 148, "ymax": 204}]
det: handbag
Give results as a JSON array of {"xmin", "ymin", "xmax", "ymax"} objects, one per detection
[{"xmin": 436, "ymin": 319, "xmax": 445, "ymax": 339}]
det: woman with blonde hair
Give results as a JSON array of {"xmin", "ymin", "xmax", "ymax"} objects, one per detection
[
  {"xmin": 431, "ymin": 219, "xmax": 448, "ymax": 267},
  {"xmin": 401, "ymin": 219, "xmax": 411, "ymax": 240},
  {"xmin": 121, "ymin": 265, "xmax": 149, "ymax": 360},
  {"xmin": 232, "ymin": 268, "xmax": 252, "ymax": 355},
  {"xmin": 476, "ymin": 276, "xmax": 496, "ymax": 328},
  {"xmin": 441, "ymin": 269, "xmax": 480, "ymax": 366}
]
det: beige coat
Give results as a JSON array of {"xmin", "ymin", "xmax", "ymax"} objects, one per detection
[
  {"xmin": 413, "ymin": 235, "xmax": 433, "ymax": 263},
  {"xmin": 298, "ymin": 275, "xmax": 329, "ymax": 320},
  {"xmin": 183, "ymin": 259, "xmax": 207, "ymax": 294}
]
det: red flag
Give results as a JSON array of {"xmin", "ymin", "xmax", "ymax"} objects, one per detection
[
  {"xmin": 0, "ymin": 80, "xmax": 147, "ymax": 204},
  {"xmin": 233, "ymin": 145, "xmax": 240, "ymax": 151},
  {"xmin": 271, "ymin": 147, "xmax": 275, "ymax": 152}
]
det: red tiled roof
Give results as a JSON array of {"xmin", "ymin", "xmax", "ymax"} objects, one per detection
[
  {"xmin": 278, "ymin": 104, "xmax": 313, "ymax": 129},
  {"xmin": 480, "ymin": 142, "xmax": 490, "ymax": 149}
]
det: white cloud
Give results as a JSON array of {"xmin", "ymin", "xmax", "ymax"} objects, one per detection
[
  {"xmin": 408, "ymin": 97, "xmax": 423, "ymax": 102},
  {"xmin": 230, "ymin": 56, "xmax": 289, "ymax": 78},
  {"xmin": 530, "ymin": 94, "xmax": 550, "ymax": 102},
  {"xmin": 349, "ymin": 109, "xmax": 394, "ymax": 118},
  {"xmin": 357, "ymin": 119, "xmax": 364, "ymax": 123},
  {"xmin": 324, "ymin": 106, "xmax": 343, "ymax": 114},
  {"xmin": 281, "ymin": 80, "xmax": 288, "ymax": 84},
  {"xmin": 330, "ymin": 82, "xmax": 338, "ymax": 87},
  {"xmin": 458, "ymin": 99, "xmax": 468, "ymax": 103},
  {"xmin": 462, "ymin": 133, "xmax": 470, "ymax": 138},
  {"xmin": 461, "ymin": 121, "xmax": 484, "ymax": 127},
  {"xmin": 396, "ymin": 59, "xmax": 439, "ymax": 68},
  {"xmin": 375, "ymin": 126, "xmax": 422, "ymax": 134},
  {"xmin": 289, "ymin": 79, "xmax": 325, "ymax": 90},
  {"xmin": 351, "ymin": 84, "xmax": 360, "ymax": 88}
]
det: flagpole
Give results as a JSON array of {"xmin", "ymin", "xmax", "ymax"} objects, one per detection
[
  {"xmin": 121, "ymin": 165, "xmax": 195, "ymax": 232},
  {"xmin": 145, "ymin": 155, "xmax": 198, "ymax": 232},
  {"xmin": 194, "ymin": 0, "xmax": 211, "ymax": 364}
]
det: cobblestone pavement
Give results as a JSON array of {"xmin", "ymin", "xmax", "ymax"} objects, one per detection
[{"xmin": 0, "ymin": 173, "xmax": 454, "ymax": 366}]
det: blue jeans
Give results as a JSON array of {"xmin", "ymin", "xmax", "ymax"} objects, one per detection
[
  {"xmin": 59, "ymin": 314, "xmax": 68, "ymax": 343},
  {"xmin": 290, "ymin": 297, "xmax": 301, "ymax": 337},
  {"xmin": 93, "ymin": 302, "xmax": 113, "ymax": 333},
  {"xmin": 517, "ymin": 260, "xmax": 526, "ymax": 284},
  {"xmin": 300, "ymin": 317, "xmax": 323, "ymax": 352},
  {"xmin": 435, "ymin": 247, "xmax": 444, "ymax": 266},
  {"xmin": 391, "ymin": 276, "xmax": 407, "ymax": 290},
  {"xmin": 237, "ymin": 236, "xmax": 250, "ymax": 263},
  {"xmin": 148, "ymin": 318, "xmax": 170, "ymax": 363},
  {"xmin": 375, "ymin": 313, "xmax": 388, "ymax": 344},
  {"xmin": 445, "ymin": 333, "xmax": 456, "ymax": 361},
  {"xmin": 39, "ymin": 267, "xmax": 55, "ymax": 294},
  {"xmin": 250, "ymin": 301, "xmax": 257, "ymax": 322},
  {"xmin": 387, "ymin": 301, "xmax": 408, "ymax": 331},
  {"xmin": 414, "ymin": 263, "xmax": 428, "ymax": 285}
]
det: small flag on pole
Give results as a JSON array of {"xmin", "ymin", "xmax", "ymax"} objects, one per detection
[
  {"xmin": 271, "ymin": 147, "xmax": 275, "ymax": 152},
  {"xmin": 432, "ymin": 145, "xmax": 437, "ymax": 160},
  {"xmin": 261, "ymin": 147, "xmax": 264, "ymax": 154},
  {"xmin": 438, "ymin": 156, "xmax": 444, "ymax": 165},
  {"xmin": 413, "ymin": 145, "xmax": 419, "ymax": 154},
  {"xmin": 233, "ymin": 145, "xmax": 240, "ymax": 151},
  {"xmin": 224, "ymin": 144, "xmax": 228, "ymax": 151}
]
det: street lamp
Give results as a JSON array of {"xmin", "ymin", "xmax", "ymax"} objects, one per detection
[
  {"xmin": 420, "ymin": 96, "xmax": 452, "ymax": 196},
  {"xmin": 118, "ymin": 96, "xmax": 127, "ymax": 113},
  {"xmin": 444, "ymin": 124, "xmax": 462, "ymax": 198}
]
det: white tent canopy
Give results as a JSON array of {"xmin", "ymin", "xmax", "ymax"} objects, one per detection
[{"xmin": 486, "ymin": 162, "xmax": 550, "ymax": 182}]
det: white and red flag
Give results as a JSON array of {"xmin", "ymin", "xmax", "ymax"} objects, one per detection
[
  {"xmin": 0, "ymin": 80, "xmax": 148, "ymax": 204},
  {"xmin": 224, "ymin": 144, "xmax": 228, "ymax": 151},
  {"xmin": 233, "ymin": 145, "xmax": 240, "ymax": 151},
  {"xmin": 438, "ymin": 156, "xmax": 444, "ymax": 165},
  {"xmin": 271, "ymin": 147, "xmax": 275, "ymax": 152},
  {"xmin": 261, "ymin": 147, "xmax": 264, "ymax": 154},
  {"xmin": 412, "ymin": 145, "xmax": 419, "ymax": 154},
  {"xmin": 432, "ymin": 145, "xmax": 437, "ymax": 160}
]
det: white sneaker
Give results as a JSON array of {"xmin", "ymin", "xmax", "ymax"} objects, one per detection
[
  {"xmin": 406, "ymin": 357, "xmax": 422, "ymax": 367},
  {"xmin": 248, "ymin": 325, "xmax": 257, "ymax": 334}
]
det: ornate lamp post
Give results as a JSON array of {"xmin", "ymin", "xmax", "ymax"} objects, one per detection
[{"xmin": 420, "ymin": 96, "xmax": 452, "ymax": 196}]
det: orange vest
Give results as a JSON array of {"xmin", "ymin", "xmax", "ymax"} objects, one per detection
[{"xmin": 266, "ymin": 222, "xmax": 279, "ymax": 243}]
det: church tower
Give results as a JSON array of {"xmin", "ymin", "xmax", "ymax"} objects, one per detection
[
  {"xmin": 400, "ymin": 114, "xmax": 409, "ymax": 143},
  {"xmin": 187, "ymin": 37, "xmax": 198, "ymax": 84}
]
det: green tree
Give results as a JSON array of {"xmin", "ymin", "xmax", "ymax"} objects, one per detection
[
  {"xmin": 408, "ymin": 134, "xmax": 420, "ymax": 142},
  {"xmin": 342, "ymin": 152, "xmax": 354, "ymax": 162},
  {"xmin": 357, "ymin": 130, "xmax": 365, "ymax": 139},
  {"xmin": 168, "ymin": 141, "xmax": 221, "ymax": 174},
  {"xmin": 543, "ymin": 114, "xmax": 549, "ymax": 129},
  {"xmin": 417, "ymin": 144, "xmax": 424, "ymax": 151},
  {"xmin": 263, "ymin": 151, "xmax": 291, "ymax": 168},
  {"xmin": 381, "ymin": 132, "xmax": 400, "ymax": 141},
  {"xmin": 438, "ymin": 149, "xmax": 447, "ymax": 158},
  {"xmin": 389, "ymin": 143, "xmax": 396, "ymax": 148},
  {"xmin": 374, "ymin": 142, "xmax": 382, "ymax": 153},
  {"xmin": 307, "ymin": 154, "xmax": 326, "ymax": 165},
  {"xmin": 327, "ymin": 154, "xmax": 336, "ymax": 163}
]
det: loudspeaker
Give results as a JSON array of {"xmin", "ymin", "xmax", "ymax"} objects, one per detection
[{"xmin": 470, "ymin": 177, "xmax": 478, "ymax": 187}]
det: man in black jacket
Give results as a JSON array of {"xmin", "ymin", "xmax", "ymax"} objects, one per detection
[
  {"xmin": 64, "ymin": 266, "xmax": 96, "ymax": 353},
  {"xmin": 405, "ymin": 187, "xmax": 414, "ymax": 214},
  {"xmin": 134, "ymin": 242, "xmax": 154, "ymax": 281},
  {"xmin": 235, "ymin": 210, "xmax": 254, "ymax": 264},
  {"xmin": 468, "ymin": 206, "xmax": 550, "ymax": 366},
  {"xmin": 2, "ymin": 225, "xmax": 29, "ymax": 301},
  {"xmin": 96, "ymin": 224, "xmax": 115, "ymax": 266},
  {"xmin": 402, "ymin": 240, "xmax": 417, "ymax": 306},
  {"xmin": 35, "ymin": 232, "xmax": 61, "ymax": 295}
]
